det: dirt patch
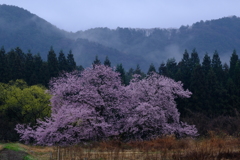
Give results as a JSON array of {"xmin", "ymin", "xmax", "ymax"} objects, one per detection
[{"xmin": 0, "ymin": 148, "xmax": 28, "ymax": 160}]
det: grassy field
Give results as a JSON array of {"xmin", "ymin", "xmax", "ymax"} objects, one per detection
[
  {"xmin": 50, "ymin": 134, "xmax": 240, "ymax": 160},
  {"xmin": 1, "ymin": 133, "xmax": 240, "ymax": 160}
]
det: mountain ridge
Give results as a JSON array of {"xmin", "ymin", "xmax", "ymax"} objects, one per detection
[{"xmin": 0, "ymin": 4, "xmax": 240, "ymax": 71}]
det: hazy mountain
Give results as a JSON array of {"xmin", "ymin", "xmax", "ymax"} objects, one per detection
[
  {"xmin": 0, "ymin": 5, "xmax": 142, "ymax": 70},
  {"xmin": 1, "ymin": 4, "xmax": 240, "ymax": 71},
  {"xmin": 74, "ymin": 16, "xmax": 240, "ymax": 65},
  {"xmin": 0, "ymin": 4, "xmax": 73, "ymax": 57}
]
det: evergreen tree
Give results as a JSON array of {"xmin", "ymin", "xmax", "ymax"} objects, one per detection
[
  {"xmin": 182, "ymin": 50, "xmax": 190, "ymax": 64},
  {"xmin": 177, "ymin": 50, "xmax": 191, "ymax": 88},
  {"xmin": 125, "ymin": 68, "xmax": 134, "ymax": 85},
  {"xmin": 189, "ymin": 64, "xmax": 207, "ymax": 113},
  {"xmin": 211, "ymin": 50, "xmax": 224, "ymax": 83},
  {"xmin": 67, "ymin": 50, "xmax": 76, "ymax": 72},
  {"xmin": 134, "ymin": 64, "xmax": 145, "ymax": 79},
  {"xmin": 229, "ymin": 49, "xmax": 238, "ymax": 79},
  {"xmin": 202, "ymin": 53, "xmax": 211, "ymax": 75},
  {"xmin": 25, "ymin": 51, "xmax": 34, "ymax": 85},
  {"xmin": 226, "ymin": 78, "xmax": 239, "ymax": 114},
  {"xmin": 47, "ymin": 47, "xmax": 59, "ymax": 78},
  {"xmin": 134, "ymin": 64, "xmax": 142, "ymax": 75},
  {"xmin": 15, "ymin": 47, "xmax": 26, "ymax": 62},
  {"xmin": 32, "ymin": 54, "xmax": 44, "ymax": 85},
  {"xmin": 234, "ymin": 61, "xmax": 240, "ymax": 93},
  {"xmin": 58, "ymin": 50, "xmax": 68, "ymax": 72},
  {"xmin": 189, "ymin": 49, "xmax": 200, "ymax": 71},
  {"xmin": 103, "ymin": 56, "xmax": 111, "ymax": 67},
  {"xmin": 41, "ymin": 62, "xmax": 50, "ymax": 87},
  {"xmin": 76, "ymin": 65, "xmax": 84, "ymax": 72},
  {"xmin": 7, "ymin": 48, "xmax": 25, "ymax": 81},
  {"xmin": 222, "ymin": 63, "xmax": 229, "ymax": 84},
  {"xmin": 147, "ymin": 63, "xmax": 156, "ymax": 75},
  {"xmin": 116, "ymin": 63, "xmax": 126, "ymax": 85},
  {"xmin": 158, "ymin": 62, "xmax": 167, "ymax": 76},
  {"xmin": 166, "ymin": 58, "xmax": 177, "ymax": 79},
  {"xmin": 0, "ymin": 47, "xmax": 7, "ymax": 83},
  {"xmin": 206, "ymin": 69, "xmax": 227, "ymax": 116},
  {"xmin": 92, "ymin": 55, "xmax": 101, "ymax": 67}
]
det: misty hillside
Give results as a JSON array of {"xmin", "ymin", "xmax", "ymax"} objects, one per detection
[
  {"xmin": 0, "ymin": 4, "xmax": 135, "ymax": 68},
  {"xmin": 0, "ymin": 4, "xmax": 73, "ymax": 57},
  {"xmin": 1, "ymin": 4, "xmax": 240, "ymax": 71},
  {"xmin": 74, "ymin": 16, "xmax": 240, "ymax": 63}
]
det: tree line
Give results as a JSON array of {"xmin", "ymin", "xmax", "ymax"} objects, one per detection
[
  {"xmin": 111, "ymin": 49, "xmax": 240, "ymax": 118},
  {"xmin": 1, "ymin": 46, "xmax": 240, "ymax": 118},
  {"xmin": 0, "ymin": 46, "xmax": 78, "ymax": 87}
]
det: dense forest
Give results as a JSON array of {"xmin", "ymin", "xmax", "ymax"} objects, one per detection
[
  {"xmin": 0, "ymin": 46, "xmax": 240, "ymax": 141},
  {"xmin": 0, "ymin": 46, "xmax": 78, "ymax": 87}
]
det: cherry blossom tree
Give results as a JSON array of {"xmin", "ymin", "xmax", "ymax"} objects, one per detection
[
  {"xmin": 16, "ymin": 65, "xmax": 129, "ymax": 145},
  {"xmin": 16, "ymin": 65, "xmax": 197, "ymax": 145},
  {"xmin": 122, "ymin": 73, "xmax": 198, "ymax": 140}
]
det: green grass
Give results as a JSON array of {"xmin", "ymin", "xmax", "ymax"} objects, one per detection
[
  {"xmin": 1, "ymin": 143, "xmax": 36, "ymax": 160},
  {"xmin": 24, "ymin": 155, "xmax": 36, "ymax": 160},
  {"xmin": 4, "ymin": 143, "xmax": 24, "ymax": 151}
]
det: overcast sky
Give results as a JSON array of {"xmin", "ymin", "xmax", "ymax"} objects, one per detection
[{"xmin": 1, "ymin": 0, "xmax": 240, "ymax": 32}]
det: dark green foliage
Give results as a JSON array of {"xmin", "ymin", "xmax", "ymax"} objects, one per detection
[
  {"xmin": 104, "ymin": 56, "xmax": 111, "ymax": 67},
  {"xmin": 32, "ymin": 54, "xmax": 45, "ymax": 85},
  {"xmin": 7, "ymin": 48, "xmax": 25, "ymax": 81},
  {"xmin": 206, "ymin": 69, "xmax": 228, "ymax": 116},
  {"xmin": 229, "ymin": 50, "xmax": 239, "ymax": 79},
  {"xmin": 58, "ymin": 50, "xmax": 68, "ymax": 72},
  {"xmin": 92, "ymin": 55, "xmax": 101, "ymax": 66},
  {"xmin": 125, "ymin": 68, "xmax": 134, "ymax": 85},
  {"xmin": 134, "ymin": 64, "xmax": 142, "ymax": 75},
  {"xmin": 234, "ymin": 61, "xmax": 240, "ymax": 93},
  {"xmin": 0, "ymin": 46, "xmax": 7, "ymax": 83},
  {"xmin": 226, "ymin": 78, "xmax": 239, "ymax": 111},
  {"xmin": 189, "ymin": 49, "xmax": 200, "ymax": 70},
  {"xmin": 211, "ymin": 50, "xmax": 224, "ymax": 83},
  {"xmin": 189, "ymin": 64, "xmax": 207, "ymax": 112},
  {"xmin": 133, "ymin": 64, "xmax": 146, "ymax": 79},
  {"xmin": 67, "ymin": 50, "xmax": 76, "ymax": 72},
  {"xmin": 166, "ymin": 58, "xmax": 178, "ymax": 79},
  {"xmin": 47, "ymin": 47, "xmax": 59, "ymax": 78},
  {"xmin": 177, "ymin": 50, "xmax": 191, "ymax": 88},
  {"xmin": 147, "ymin": 63, "xmax": 156, "ymax": 75},
  {"xmin": 116, "ymin": 63, "xmax": 126, "ymax": 85},
  {"xmin": 0, "ymin": 47, "xmax": 76, "ymax": 87},
  {"xmin": 202, "ymin": 53, "xmax": 211, "ymax": 75},
  {"xmin": 24, "ymin": 51, "xmax": 34, "ymax": 85},
  {"xmin": 76, "ymin": 65, "xmax": 84, "ymax": 72},
  {"xmin": 158, "ymin": 62, "xmax": 167, "ymax": 76}
]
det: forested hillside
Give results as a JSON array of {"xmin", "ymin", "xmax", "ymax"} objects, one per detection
[
  {"xmin": 0, "ymin": 5, "xmax": 139, "ymax": 70},
  {"xmin": 1, "ymin": 5, "xmax": 240, "ymax": 71},
  {"xmin": 74, "ymin": 16, "xmax": 240, "ymax": 68}
]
